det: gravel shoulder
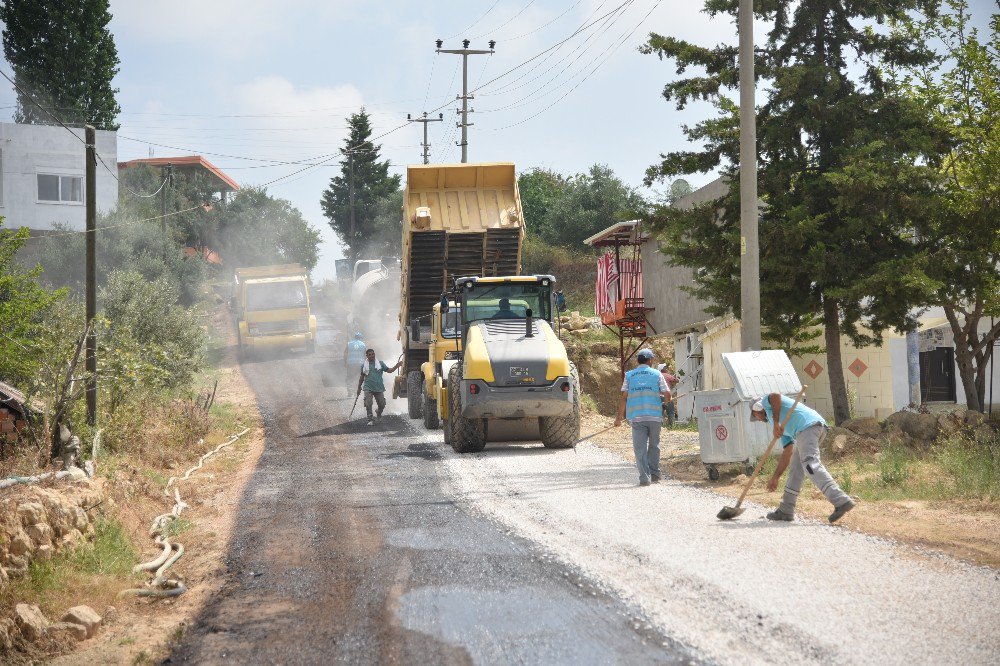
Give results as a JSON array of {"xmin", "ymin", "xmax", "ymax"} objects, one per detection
[
  {"xmin": 578, "ymin": 411, "xmax": 1000, "ymax": 569},
  {"xmin": 440, "ymin": 430, "xmax": 1000, "ymax": 665}
]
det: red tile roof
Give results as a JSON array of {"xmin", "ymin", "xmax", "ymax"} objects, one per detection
[{"xmin": 118, "ymin": 155, "xmax": 240, "ymax": 192}]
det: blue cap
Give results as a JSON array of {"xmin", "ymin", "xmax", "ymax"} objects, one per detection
[{"xmin": 637, "ymin": 349, "xmax": 654, "ymax": 361}]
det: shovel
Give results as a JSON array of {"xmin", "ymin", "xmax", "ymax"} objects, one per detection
[
  {"xmin": 574, "ymin": 425, "xmax": 616, "ymax": 446},
  {"xmin": 717, "ymin": 386, "xmax": 807, "ymax": 521},
  {"xmin": 348, "ymin": 390, "xmax": 361, "ymax": 420}
]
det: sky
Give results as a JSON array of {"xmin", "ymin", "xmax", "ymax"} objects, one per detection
[{"xmin": 1, "ymin": 0, "xmax": 996, "ymax": 280}]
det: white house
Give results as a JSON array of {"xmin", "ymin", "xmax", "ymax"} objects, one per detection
[{"xmin": 0, "ymin": 122, "xmax": 118, "ymax": 232}]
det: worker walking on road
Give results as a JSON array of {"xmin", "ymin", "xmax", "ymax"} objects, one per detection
[
  {"xmin": 357, "ymin": 348, "xmax": 401, "ymax": 426},
  {"xmin": 750, "ymin": 394, "xmax": 856, "ymax": 523},
  {"xmin": 615, "ymin": 349, "xmax": 671, "ymax": 486}
]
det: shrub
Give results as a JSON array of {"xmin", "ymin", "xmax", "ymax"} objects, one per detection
[{"xmin": 100, "ymin": 269, "xmax": 206, "ymax": 397}]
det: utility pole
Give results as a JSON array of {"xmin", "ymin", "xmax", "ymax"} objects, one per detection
[
  {"xmin": 160, "ymin": 162, "xmax": 173, "ymax": 259},
  {"xmin": 407, "ymin": 112, "xmax": 444, "ymax": 164},
  {"xmin": 85, "ymin": 125, "xmax": 97, "ymax": 427},
  {"xmin": 436, "ymin": 38, "xmax": 495, "ymax": 163},
  {"xmin": 348, "ymin": 151, "xmax": 356, "ymax": 265},
  {"xmin": 738, "ymin": 0, "xmax": 761, "ymax": 351}
]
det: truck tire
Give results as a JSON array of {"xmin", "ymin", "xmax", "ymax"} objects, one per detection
[
  {"xmin": 448, "ymin": 365, "xmax": 485, "ymax": 453},
  {"xmin": 540, "ymin": 362, "xmax": 581, "ymax": 449},
  {"xmin": 422, "ymin": 384, "xmax": 440, "ymax": 429},
  {"xmin": 407, "ymin": 371, "xmax": 423, "ymax": 419}
]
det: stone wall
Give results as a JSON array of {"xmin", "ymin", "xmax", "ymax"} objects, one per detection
[{"xmin": 0, "ymin": 479, "xmax": 104, "ymax": 585}]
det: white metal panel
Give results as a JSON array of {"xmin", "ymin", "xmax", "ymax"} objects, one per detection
[
  {"xmin": 721, "ymin": 350, "xmax": 802, "ymax": 401},
  {"xmin": 695, "ymin": 389, "xmax": 744, "ymax": 463}
]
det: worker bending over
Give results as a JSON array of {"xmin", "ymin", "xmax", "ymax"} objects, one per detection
[
  {"xmin": 750, "ymin": 394, "xmax": 856, "ymax": 523},
  {"xmin": 357, "ymin": 348, "xmax": 401, "ymax": 426},
  {"xmin": 615, "ymin": 348, "xmax": 670, "ymax": 486}
]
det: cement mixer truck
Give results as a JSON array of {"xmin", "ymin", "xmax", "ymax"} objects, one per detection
[{"xmin": 349, "ymin": 258, "xmax": 400, "ymax": 336}]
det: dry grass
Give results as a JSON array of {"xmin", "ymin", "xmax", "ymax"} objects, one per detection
[{"xmin": 0, "ymin": 517, "xmax": 139, "ymax": 621}]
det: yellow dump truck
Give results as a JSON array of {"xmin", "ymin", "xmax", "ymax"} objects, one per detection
[
  {"xmin": 233, "ymin": 264, "xmax": 317, "ymax": 356},
  {"xmin": 396, "ymin": 163, "xmax": 525, "ymax": 417}
]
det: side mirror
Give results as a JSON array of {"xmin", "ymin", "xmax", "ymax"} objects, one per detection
[{"xmin": 410, "ymin": 319, "xmax": 421, "ymax": 342}]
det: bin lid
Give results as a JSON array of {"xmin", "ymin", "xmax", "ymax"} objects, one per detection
[{"xmin": 721, "ymin": 350, "xmax": 803, "ymax": 401}]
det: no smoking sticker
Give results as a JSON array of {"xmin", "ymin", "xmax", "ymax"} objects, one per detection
[{"xmin": 715, "ymin": 425, "xmax": 729, "ymax": 441}]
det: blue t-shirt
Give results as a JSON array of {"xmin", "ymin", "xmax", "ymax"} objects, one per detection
[
  {"xmin": 761, "ymin": 394, "xmax": 826, "ymax": 447},
  {"xmin": 362, "ymin": 361, "xmax": 390, "ymax": 393}
]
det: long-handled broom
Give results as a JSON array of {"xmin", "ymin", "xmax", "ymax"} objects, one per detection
[{"xmin": 717, "ymin": 386, "xmax": 807, "ymax": 520}]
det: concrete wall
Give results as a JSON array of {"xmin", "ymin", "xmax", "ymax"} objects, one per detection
[
  {"xmin": 641, "ymin": 177, "xmax": 727, "ymax": 335},
  {"xmin": 702, "ymin": 316, "xmax": 1000, "ymax": 420},
  {"xmin": 642, "ymin": 242, "xmax": 714, "ymax": 335},
  {"xmin": 890, "ymin": 308, "xmax": 1000, "ymax": 414},
  {"xmin": 701, "ymin": 319, "xmax": 896, "ymax": 421},
  {"xmin": 0, "ymin": 123, "xmax": 118, "ymax": 232}
]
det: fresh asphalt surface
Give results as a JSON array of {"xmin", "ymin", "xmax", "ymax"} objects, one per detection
[{"xmin": 168, "ymin": 343, "xmax": 697, "ymax": 664}]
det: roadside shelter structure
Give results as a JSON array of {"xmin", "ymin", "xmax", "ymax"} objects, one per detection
[{"xmin": 584, "ymin": 220, "xmax": 656, "ymax": 378}]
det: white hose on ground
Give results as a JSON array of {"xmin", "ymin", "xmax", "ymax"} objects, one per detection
[
  {"xmin": 0, "ymin": 469, "xmax": 77, "ymax": 490},
  {"xmin": 121, "ymin": 427, "xmax": 250, "ymax": 598}
]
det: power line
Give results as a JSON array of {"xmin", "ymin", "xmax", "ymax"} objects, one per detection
[
  {"xmin": 30, "ymin": 202, "xmax": 210, "ymax": 240},
  {"xmin": 470, "ymin": 0, "xmax": 539, "ymax": 40},
  {"xmin": 0, "ymin": 69, "xmax": 175, "ymax": 200},
  {"xmin": 468, "ymin": 0, "xmax": 631, "ymax": 96},
  {"xmin": 487, "ymin": 0, "xmax": 663, "ymax": 130},
  {"xmin": 445, "ymin": 0, "xmax": 502, "ymax": 40},
  {"xmin": 477, "ymin": 0, "xmax": 631, "ymax": 105},
  {"xmin": 478, "ymin": 0, "xmax": 636, "ymax": 112},
  {"xmin": 502, "ymin": 0, "xmax": 585, "ymax": 41},
  {"xmin": 421, "ymin": 51, "xmax": 439, "ymax": 109}
]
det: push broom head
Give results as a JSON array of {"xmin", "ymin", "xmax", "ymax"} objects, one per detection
[{"xmin": 717, "ymin": 506, "xmax": 745, "ymax": 520}]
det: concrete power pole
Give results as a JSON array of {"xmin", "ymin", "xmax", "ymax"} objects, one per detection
[
  {"xmin": 738, "ymin": 0, "xmax": 761, "ymax": 351},
  {"xmin": 407, "ymin": 112, "xmax": 444, "ymax": 164},
  {"xmin": 85, "ymin": 125, "xmax": 97, "ymax": 427},
  {"xmin": 160, "ymin": 162, "xmax": 173, "ymax": 260},
  {"xmin": 436, "ymin": 39, "xmax": 495, "ymax": 163}
]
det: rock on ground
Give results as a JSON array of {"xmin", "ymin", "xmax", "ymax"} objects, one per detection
[
  {"xmin": 842, "ymin": 417, "xmax": 881, "ymax": 439},
  {"xmin": 61, "ymin": 606, "xmax": 102, "ymax": 639},
  {"xmin": 14, "ymin": 603, "xmax": 48, "ymax": 642},
  {"xmin": 48, "ymin": 621, "xmax": 88, "ymax": 642},
  {"xmin": 885, "ymin": 411, "xmax": 939, "ymax": 444}
]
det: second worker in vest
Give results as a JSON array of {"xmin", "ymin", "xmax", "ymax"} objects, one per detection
[
  {"xmin": 750, "ymin": 394, "xmax": 856, "ymax": 523},
  {"xmin": 615, "ymin": 348, "xmax": 671, "ymax": 486}
]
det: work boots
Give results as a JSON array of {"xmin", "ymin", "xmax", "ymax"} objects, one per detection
[
  {"xmin": 766, "ymin": 509, "xmax": 794, "ymax": 521},
  {"xmin": 829, "ymin": 499, "xmax": 856, "ymax": 523}
]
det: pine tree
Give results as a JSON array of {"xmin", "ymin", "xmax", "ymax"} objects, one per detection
[
  {"xmin": 0, "ymin": 0, "xmax": 121, "ymax": 129},
  {"xmin": 643, "ymin": 0, "xmax": 943, "ymax": 423},
  {"xmin": 320, "ymin": 109, "xmax": 402, "ymax": 263}
]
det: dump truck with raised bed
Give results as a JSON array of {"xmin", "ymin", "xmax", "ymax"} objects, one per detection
[
  {"xmin": 395, "ymin": 162, "xmax": 525, "ymax": 417},
  {"xmin": 438, "ymin": 275, "xmax": 580, "ymax": 452},
  {"xmin": 233, "ymin": 263, "xmax": 316, "ymax": 356}
]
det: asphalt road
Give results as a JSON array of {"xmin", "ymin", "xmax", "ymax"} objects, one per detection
[{"xmin": 168, "ymin": 344, "xmax": 696, "ymax": 665}]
